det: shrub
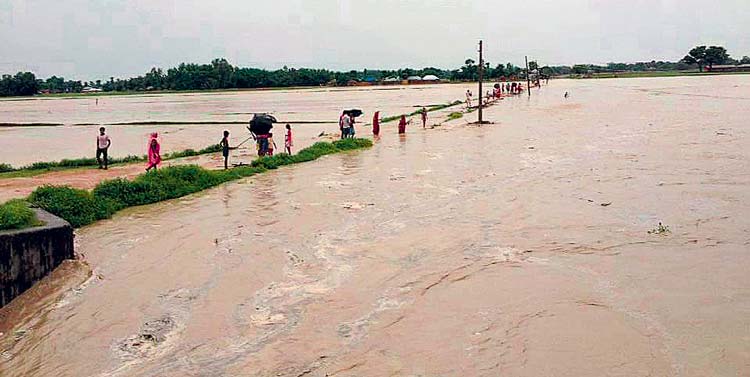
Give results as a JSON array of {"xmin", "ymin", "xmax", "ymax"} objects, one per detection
[
  {"xmin": 0, "ymin": 163, "xmax": 13, "ymax": 173},
  {"xmin": 94, "ymin": 165, "xmax": 234, "ymax": 207},
  {"xmin": 25, "ymin": 139, "xmax": 371, "ymax": 228},
  {"xmin": 29, "ymin": 186, "xmax": 118, "ymax": 227},
  {"xmin": 333, "ymin": 138, "xmax": 373, "ymax": 150},
  {"xmin": 447, "ymin": 112, "xmax": 463, "ymax": 121},
  {"xmin": 0, "ymin": 199, "xmax": 39, "ymax": 230}
]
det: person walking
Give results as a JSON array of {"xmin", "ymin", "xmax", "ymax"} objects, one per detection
[
  {"xmin": 465, "ymin": 90, "xmax": 473, "ymax": 109},
  {"xmin": 285, "ymin": 124, "xmax": 293, "ymax": 154},
  {"xmin": 421, "ymin": 107, "xmax": 428, "ymax": 128},
  {"xmin": 146, "ymin": 132, "xmax": 161, "ymax": 171},
  {"xmin": 96, "ymin": 127, "xmax": 111, "ymax": 170}
]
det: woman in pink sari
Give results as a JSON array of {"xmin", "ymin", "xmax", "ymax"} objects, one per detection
[{"xmin": 146, "ymin": 132, "xmax": 161, "ymax": 171}]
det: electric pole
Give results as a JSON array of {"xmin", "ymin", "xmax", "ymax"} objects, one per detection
[
  {"xmin": 478, "ymin": 40, "xmax": 483, "ymax": 124},
  {"xmin": 525, "ymin": 55, "xmax": 531, "ymax": 96}
]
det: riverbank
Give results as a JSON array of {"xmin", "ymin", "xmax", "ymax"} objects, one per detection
[{"xmin": 1, "ymin": 138, "xmax": 371, "ymax": 230}]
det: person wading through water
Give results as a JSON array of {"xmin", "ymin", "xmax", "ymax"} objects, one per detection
[
  {"xmin": 398, "ymin": 115, "xmax": 410, "ymax": 134},
  {"xmin": 146, "ymin": 132, "xmax": 161, "ymax": 171},
  {"xmin": 372, "ymin": 111, "xmax": 381, "ymax": 136},
  {"xmin": 421, "ymin": 107, "xmax": 428, "ymax": 128},
  {"xmin": 96, "ymin": 127, "xmax": 111, "ymax": 169}
]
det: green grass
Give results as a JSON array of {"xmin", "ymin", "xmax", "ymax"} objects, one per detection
[
  {"xmin": 0, "ymin": 144, "xmax": 222, "ymax": 179},
  {"xmin": 381, "ymin": 100, "xmax": 463, "ymax": 123},
  {"xmin": 17, "ymin": 138, "xmax": 371, "ymax": 229},
  {"xmin": 0, "ymin": 199, "xmax": 41, "ymax": 231},
  {"xmin": 446, "ymin": 112, "xmax": 463, "ymax": 121}
]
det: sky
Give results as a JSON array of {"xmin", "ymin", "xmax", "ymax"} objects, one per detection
[{"xmin": 1, "ymin": 0, "xmax": 749, "ymax": 80}]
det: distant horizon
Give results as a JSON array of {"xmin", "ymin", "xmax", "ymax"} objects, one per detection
[{"xmin": 3, "ymin": 51, "xmax": 747, "ymax": 82}]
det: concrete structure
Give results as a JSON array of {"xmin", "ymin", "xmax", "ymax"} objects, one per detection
[{"xmin": 1, "ymin": 209, "xmax": 74, "ymax": 307}]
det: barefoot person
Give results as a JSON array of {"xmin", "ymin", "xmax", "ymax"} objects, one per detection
[
  {"xmin": 220, "ymin": 130, "xmax": 234, "ymax": 169},
  {"xmin": 96, "ymin": 127, "xmax": 111, "ymax": 170},
  {"xmin": 146, "ymin": 132, "xmax": 161, "ymax": 171},
  {"xmin": 284, "ymin": 124, "xmax": 293, "ymax": 154},
  {"xmin": 421, "ymin": 107, "xmax": 428, "ymax": 128},
  {"xmin": 465, "ymin": 90, "xmax": 473, "ymax": 108}
]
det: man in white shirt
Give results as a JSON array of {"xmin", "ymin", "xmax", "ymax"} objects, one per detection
[{"xmin": 96, "ymin": 127, "xmax": 111, "ymax": 169}]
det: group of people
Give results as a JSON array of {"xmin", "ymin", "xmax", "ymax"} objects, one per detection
[
  {"xmin": 95, "ymin": 127, "xmax": 161, "ymax": 171},
  {"xmin": 370, "ymin": 107, "xmax": 427, "ymax": 137},
  {"xmin": 243, "ymin": 124, "xmax": 294, "ymax": 162},
  {"xmin": 465, "ymin": 82, "xmax": 526, "ymax": 108},
  {"xmin": 339, "ymin": 111, "xmax": 356, "ymax": 139},
  {"xmin": 94, "ymin": 124, "xmax": 294, "ymax": 173},
  {"xmin": 94, "ymin": 100, "xmax": 451, "ymax": 174}
]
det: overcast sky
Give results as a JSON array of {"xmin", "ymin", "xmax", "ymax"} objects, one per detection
[{"xmin": 1, "ymin": 0, "xmax": 748, "ymax": 79}]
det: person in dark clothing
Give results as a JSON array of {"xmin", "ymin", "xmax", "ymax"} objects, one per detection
[{"xmin": 220, "ymin": 130, "xmax": 235, "ymax": 169}]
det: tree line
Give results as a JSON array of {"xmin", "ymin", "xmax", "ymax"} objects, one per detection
[{"xmin": 1, "ymin": 45, "xmax": 747, "ymax": 97}]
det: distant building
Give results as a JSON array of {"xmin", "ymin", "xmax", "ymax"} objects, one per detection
[
  {"xmin": 406, "ymin": 75, "xmax": 423, "ymax": 84},
  {"xmin": 705, "ymin": 64, "xmax": 750, "ymax": 72},
  {"xmin": 81, "ymin": 86, "xmax": 103, "ymax": 93},
  {"xmin": 382, "ymin": 77, "xmax": 400, "ymax": 85},
  {"xmin": 422, "ymin": 74, "xmax": 440, "ymax": 83}
]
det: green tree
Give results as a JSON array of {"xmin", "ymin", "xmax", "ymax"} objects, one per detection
[
  {"xmin": 704, "ymin": 46, "xmax": 730, "ymax": 69},
  {"xmin": 682, "ymin": 46, "xmax": 707, "ymax": 72}
]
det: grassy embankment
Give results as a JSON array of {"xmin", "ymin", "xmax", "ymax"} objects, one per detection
[
  {"xmin": 0, "ymin": 138, "xmax": 372, "ymax": 230},
  {"xmin": 381, "ymin": 100, "xmax": 463, "ymax": 123},
  {"xmin": 0, "ymin": 144, "xmax": 223, "ymax": 179}
]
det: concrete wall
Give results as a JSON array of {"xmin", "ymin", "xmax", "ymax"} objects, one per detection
[{"xmin": 1, "ymin": 209, "xmax": 74, "ymax": 308}]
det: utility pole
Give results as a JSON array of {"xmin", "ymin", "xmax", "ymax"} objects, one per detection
[
  {"xmin": 525, "ymin": 55, "xmax": 531, "ymax": 96},
  {"xmin": 478, "ymin": 40, "xmax": 484, "ymax": 124}
]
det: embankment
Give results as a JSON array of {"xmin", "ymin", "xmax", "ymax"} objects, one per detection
[{"xmin": 1, "ymin": 209, "xmax": 74, "ymax": 307}]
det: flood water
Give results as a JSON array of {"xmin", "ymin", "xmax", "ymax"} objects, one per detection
[
  {"xmin": 1, "ymin": 76, "xmax": 749, "ymax": 376},
  {"xmin": 0, "ymin": 84, "xmax": 467, "ymax": 167}
]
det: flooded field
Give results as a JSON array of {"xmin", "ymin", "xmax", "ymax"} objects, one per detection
[
  {"xmin": 1, "ymin": 76, "xmax": 750, "ymax": 376},
  {"xmin": 0, "ymin": 84, "xmax": 468, "ymax": 167}
]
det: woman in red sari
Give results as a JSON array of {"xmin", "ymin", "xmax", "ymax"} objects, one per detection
[
  {"xmin": 398, "ymin": 115, "xmax": 408, "ymax": 134},
  {"xmin": 372, "ymin": 111, "xmax": 380, "ymax": 136}
]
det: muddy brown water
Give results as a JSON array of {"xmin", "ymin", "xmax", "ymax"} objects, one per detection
[
  {"xmin": 0, "ymin": 84, "xmax": 468, "ymax": 167},
  {"xmin": 1, "ymin": 76, "xmax": 750, "ymax": 376}
]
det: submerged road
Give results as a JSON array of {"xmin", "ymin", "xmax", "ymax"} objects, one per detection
[{"xmin": 2, "ymin": 76, "xmax": 749, "ymax": 376}]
